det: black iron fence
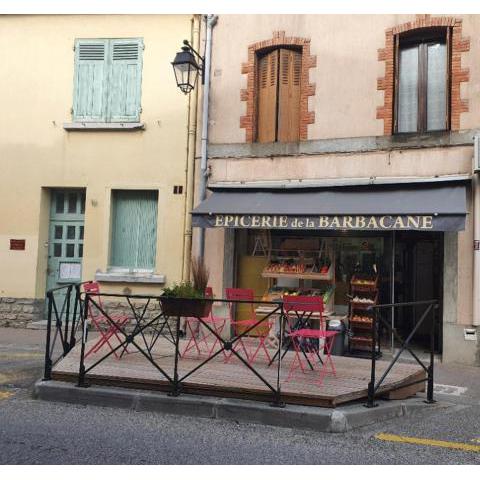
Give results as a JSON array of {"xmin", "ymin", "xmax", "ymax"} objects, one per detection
[
  {"xmin": 43, "ymin": 281, "xmax": 92, "ymax": 381},
  {"xmin": 365, "ymin": 299, "xmax": 438, "ymax": 408},
  {"xmin": 75, "ymin": 290, "xmax": 287, "ymax": 406},
  {"xmin": 43, "ymin": 283, "xmax": 438, "ymax": 408}
]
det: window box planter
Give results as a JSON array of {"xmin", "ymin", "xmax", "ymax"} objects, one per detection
[{"xmin": 159, "ymin": 296, "xmax": 213, "ymax": 318}]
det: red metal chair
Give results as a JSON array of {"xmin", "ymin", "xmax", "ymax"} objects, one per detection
[
  {"xmin": 83, "ymin": 282, "xmax": 130, "ymax": 359},
  {"xmin": 283, "ymin": 295, "xmax": 337, "ymax": 385},
  {"xmin": 225, "ymin": 288, "xmax": 273, "ymax": 365},
  {"xmin": 181, "ymin": 287, "xmax": 228, "ymax": 358}
]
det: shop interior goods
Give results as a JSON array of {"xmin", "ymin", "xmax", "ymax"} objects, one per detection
[
  {"xmin": 261, "ymin": 238, "xmax": 336, "ymax": 315},
  {"xmin": 348, "ymin": 273, "xmax": 380, "ymax": 356}
]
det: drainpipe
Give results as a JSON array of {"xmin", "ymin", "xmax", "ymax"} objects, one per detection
[
  {"xmin": 182, "ymin": 15, "xmax": 201, "ymax": 281},
  {"xmin": 473, "ymin": 136, "xmax": 480, "ymax": 326},
  {"xmin": 198, "ymin": 14, "xmax": 217, "ymax": 259}
]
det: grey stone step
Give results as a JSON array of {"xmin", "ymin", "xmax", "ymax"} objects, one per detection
[
  {"xmin": 34, "ymin": 379, "xmax": 450, "ymax": 433},
  {"xmin": 27, "ymin": 320, "xmax": 51, "ymax": 330}
]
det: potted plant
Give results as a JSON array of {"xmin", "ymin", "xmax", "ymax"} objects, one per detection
[{"xmin": 160, "ymin": 257, "xmax": 212, "ymax": 317}]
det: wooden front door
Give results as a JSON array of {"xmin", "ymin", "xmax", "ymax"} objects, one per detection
[{"xmin": 46, "ymin": 190, "xmax": 85, "ymax": 313}]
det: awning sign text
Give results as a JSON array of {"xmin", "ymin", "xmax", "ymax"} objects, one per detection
[{"xmin": 208, "ymin": 214, "xmax": 436, "ymax": 230}]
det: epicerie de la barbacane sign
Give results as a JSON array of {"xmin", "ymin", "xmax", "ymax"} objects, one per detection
[{"xmin": 202, "ymin": 214, "xmax": 458, "ymax": 230}]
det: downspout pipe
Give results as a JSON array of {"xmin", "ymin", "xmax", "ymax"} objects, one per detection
[
  {"xmin": 198, "ymin": 14, "xmax": 217, "ymax": 259},
  {"xmin": 182, "ymin": 15, "xmax": 200, "ymax": 281},
  {"xmin": 473, "ymin": 136, "xmax": 480, "ymax": 326}
]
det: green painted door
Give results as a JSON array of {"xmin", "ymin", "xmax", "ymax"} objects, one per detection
[{"xmin": 46, "ymin": 190, "xmax": 85, "ymax": 315}]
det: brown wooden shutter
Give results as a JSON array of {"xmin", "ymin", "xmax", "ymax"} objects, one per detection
[
  {"xmin": 257, "ymin": 50, "xmax": 278, "ymax": 143},
  {"xmin": 278, "ymin": 48, "xmax": 301, "ymax": 142}
]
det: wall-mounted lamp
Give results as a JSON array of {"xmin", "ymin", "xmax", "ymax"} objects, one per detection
[{"xmin": 171, "ymin": 39, "xmax": 205, "ymax": 94}]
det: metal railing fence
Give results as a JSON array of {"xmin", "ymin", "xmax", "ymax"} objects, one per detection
[
  {"xmin": 43, "ymin": 283, "xmax": 439, "ymax": 409},
  {"xmin": 43, "ymin": 281, "xmax": 92, "ymax": 380},
  {"xmin": 365, "ymin": 299, "xmax": 438, "ymax": 408}
]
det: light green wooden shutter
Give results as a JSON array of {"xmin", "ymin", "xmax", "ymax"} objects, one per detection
[
  {"xmin": 73, "ymin": 40, "xmax": 108, "ymax": 121},
  {"xmin": 110, "ymin": 190, "xmax": 157, "ymax": 270},
  {"xmin": 107, "ymin": 39, "xmax": 143, "ymax": 122}
]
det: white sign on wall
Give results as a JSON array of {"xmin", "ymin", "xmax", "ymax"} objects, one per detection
[{"xmin": 59, "ymin": 262, "xmax": 81, "ymax": 280}]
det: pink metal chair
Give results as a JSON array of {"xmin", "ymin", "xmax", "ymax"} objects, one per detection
[
  {"xmin": 225, "ymin": 288, "xmax": 273, "ymax": 365},
  {"xmin": 83, "ymin": 282, "xmax": 130, "ymax": 359},
  {"xmin": 181, "ymin": 287, "xmax": 228, "ymax": 358},
  {"xmin": 284, "ymin": 295, "xmax": 337, "ymax": 385}
]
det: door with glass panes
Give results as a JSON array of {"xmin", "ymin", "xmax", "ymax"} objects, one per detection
[{"xmin": 46, "ymin": 190, "xmax": 85, "ymax": 311}]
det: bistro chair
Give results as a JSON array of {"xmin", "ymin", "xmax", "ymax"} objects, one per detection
[
  {"xmin": 225, "ymin": 288, "xmax": 273, "ymax": 365},
  {"xmin": 83, "ymin": 282, "xmax": 130, "ymax": 360},
  {"xmin": 181, "ymin": 287, "xmax": 228, "ymax": 358},
  {"xmin": 283, "ymin": 295, "xmax": 337, "ymax": 385}
]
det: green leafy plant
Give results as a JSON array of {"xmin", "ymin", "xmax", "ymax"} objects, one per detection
[{"xmin": 162, "ymin": 281, "xmax": 203, "ymax": 299}]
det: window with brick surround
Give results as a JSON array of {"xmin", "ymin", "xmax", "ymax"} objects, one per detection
[
  {"xmin": 378, "ymin": 16, "xmax": 469, "ymax": 135},
  {"xmin": 395, "ymin": 28, "xmax": 450, "ymax": 133},
  {"xmin": 257, "ymin": 47, "xmax": 302, "ymax": 142},
  {"xmin": 241, "ymin": 31, "xmax": 316, "ymax": 143}
]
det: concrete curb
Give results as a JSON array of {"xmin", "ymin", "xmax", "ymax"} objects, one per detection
[{"xmin": 33, "ymin": 380, "xmax": 449, "ymax": 433}]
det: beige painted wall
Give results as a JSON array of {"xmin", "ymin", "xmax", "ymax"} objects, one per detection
[
  {"xmin": 208, "ymin": 14, "xmax": 480, "ymax": 144},
  {"xmin": 458, "ymin": 190, "xmax": 474, "ymax": 326},
  {"xmin": 0, "ymin": 15, "xmax": 193, "ymax": 298},
  {"xmin": 209, "ymin": 146, "xmax": 473, "ymax": 184}
]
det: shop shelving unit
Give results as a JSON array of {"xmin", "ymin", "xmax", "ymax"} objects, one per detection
[
  {"xmin": 261, "ymin": 239, "xmax": 335, "ymax": 315},
  {"xmin": 348, "ymin": 274, "xmax": 381, "ymax": 357}
]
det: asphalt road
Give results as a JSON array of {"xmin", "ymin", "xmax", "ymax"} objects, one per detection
[{"xmin": 1, "ymin": 327, "xmax": 479, "ymax": 465}]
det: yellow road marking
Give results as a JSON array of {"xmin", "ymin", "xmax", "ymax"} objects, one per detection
[
  {"xmin": 0, "ymin": 371, "xmax": 33, "ymax": 383},
  {"xmin": 375, "ymin": 433, "xmax": 480, "ymax": 453},
  {"xmin": 0, "ymin": 391, "xmax": 14, "ymax": 400},
  {"xmin": 0, "ymin": 352, "xmax": 43, "ymax": 358}
]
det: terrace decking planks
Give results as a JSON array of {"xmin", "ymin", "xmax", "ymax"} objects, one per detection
[{"xmin": 52, "ymin": 336, "xmax": 425, "ymax": 408}]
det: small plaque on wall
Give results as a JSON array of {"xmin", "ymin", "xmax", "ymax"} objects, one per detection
[{"xmin": 10, "ymin": 239, "xmax": 26, "ymax": 250}]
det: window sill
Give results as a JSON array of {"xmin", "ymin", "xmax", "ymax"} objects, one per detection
[
  {"xmin": 208, "ymin": 129, "xmax": 474, "ymax": 159},
  {"xmin": 392, "ymin": 130, "xmax": 449, "ymax": 138},
  {"xmin": 95, "ymin": 271, "xmax": 165, "ymax": 284},
  {"xmin": 63, "ymin": 122, "xmax": 145, "ymax": 131}
]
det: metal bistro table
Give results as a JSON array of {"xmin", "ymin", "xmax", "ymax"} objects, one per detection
[{"xmin": 255, "ymin": 302, "xmax": 345, "ymax": 369}]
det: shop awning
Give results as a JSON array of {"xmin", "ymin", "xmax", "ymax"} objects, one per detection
[{"xmin": 191, "ymin": 182, "xmax": 468, "ymax": 231}]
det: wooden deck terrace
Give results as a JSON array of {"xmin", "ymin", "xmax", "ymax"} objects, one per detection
[{"xmin": 52, "ymin": 335, "xmax": 426, "ymax": 408}]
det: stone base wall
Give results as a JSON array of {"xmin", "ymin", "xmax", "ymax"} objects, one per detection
[
  {"xmin": 99, "ymin": 300, "xmax": 179, "ymax": 334},
  {"xmin": 101, "ymin": 300, "xmax": 158, "ymax": 320},
  {"xmin": 0, "ymin": 297, "xmax": 45, "ymax": 327}
]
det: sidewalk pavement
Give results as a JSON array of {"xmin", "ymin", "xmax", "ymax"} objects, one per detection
[{"xmin": 0, "ymin": 327, "xmax": 48, "ymax": 390}]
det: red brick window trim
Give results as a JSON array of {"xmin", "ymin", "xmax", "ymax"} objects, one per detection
[
  {"xmin": 377, "ymin": 15, "xmax": 470, "ymax": 135},
  {"xmin": 240, "ymin": 31, "xmax": 316, "ymax": 143}
]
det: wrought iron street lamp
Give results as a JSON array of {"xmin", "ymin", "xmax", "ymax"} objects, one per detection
[{"xmin": 172, "ymin": 40, "xmax": 205, "ymax": 94}]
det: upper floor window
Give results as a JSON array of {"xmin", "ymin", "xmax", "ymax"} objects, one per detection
[
  {"xmin": 256, "ymin": 47, "xmax": 301, "ymax": 143},
  {"xmin": 73, "ymin": 38, "xmax": 143, "ymax": 123},
  {"xmin": 395, "ymin": 29, "xmax": 449, "ymax": 134}
]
